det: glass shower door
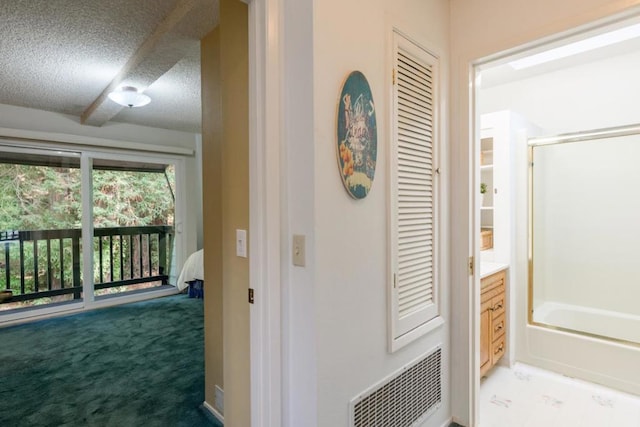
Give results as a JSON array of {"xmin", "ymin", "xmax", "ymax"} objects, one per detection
[{"xmin": 529, "ymin": 127, "xmax": 640, "ymax": 345}]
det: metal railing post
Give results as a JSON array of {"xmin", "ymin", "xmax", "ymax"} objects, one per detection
[
  {"xmin": 4, "ymin": 242, "xmax": 10, "ymax": 290},
  {"xmin": 72, "ymin": 235, "xmax": 81, "ymax": 300},
  {"xmin": 159, "ymin": 229, "xmax": 167, "ymax": 286}
]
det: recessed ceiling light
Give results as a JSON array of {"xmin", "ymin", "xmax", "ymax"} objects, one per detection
[
  {"xmin": 509, "ymin": 23, "xmax": 640, "ymax": 70},
  {"xmin": 108, "ymin": 86, "xmax": 151, "ymax": 108}
]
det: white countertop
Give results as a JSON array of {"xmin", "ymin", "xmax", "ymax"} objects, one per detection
[{"xmin": 480, "ymin": 261, "xmax": 509, "ymax": 278}]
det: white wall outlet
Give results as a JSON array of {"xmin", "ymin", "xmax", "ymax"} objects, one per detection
[
  {"xmin": 236, "ymin": 229, "xmax": 247, "ymax": 258},
  {"xmin": 292, "ymin": 234, "xmax": 305, "ymax": 267}
]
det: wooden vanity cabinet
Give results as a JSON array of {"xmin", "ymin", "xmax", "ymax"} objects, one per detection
[{"xmin": 480, "ymin": 270, "xmax": 507, "ymax": 377}]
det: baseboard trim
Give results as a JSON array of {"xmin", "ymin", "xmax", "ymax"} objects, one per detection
[
  {"xmin": 0, "ymin": 287, "xmax": 180, "ymax": 328},
  {"xmin": 0, "ymin": 302, "xmax": 84, "ymax": 327},
  {"xmin": 202, "ymin": 400, "xmax": 224, "ymax": 424}
]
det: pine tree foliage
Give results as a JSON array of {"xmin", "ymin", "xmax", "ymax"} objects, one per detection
[{"xmin": 0, "ymin": 164, "xmax": 174, "ymax": 231}]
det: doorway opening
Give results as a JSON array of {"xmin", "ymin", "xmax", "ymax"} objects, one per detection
[{"xmin": 473, "ymin": 14, "xmax": 640, "ymax": 426}]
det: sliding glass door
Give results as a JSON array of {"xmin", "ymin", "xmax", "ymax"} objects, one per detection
[
  {"xmin": 0, "ymin": 147, "xmax": 84, "ymax": 311},
  {"xmin": 0, "ymin": 144, "xmax": 184, "ymax": 316}
]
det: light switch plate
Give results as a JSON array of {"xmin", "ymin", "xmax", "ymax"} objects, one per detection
[
  {"xmin": 236, "ymin": 229, "xmax": 247, "ymax": 258},
  {"xmin": 292, "ymin": 234, "xmax": 305, "ymax": 267}
]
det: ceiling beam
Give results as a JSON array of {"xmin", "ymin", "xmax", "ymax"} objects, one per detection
[{"xmin": 81, "ymin": 0, "xmax": 199, "ymax": 126}]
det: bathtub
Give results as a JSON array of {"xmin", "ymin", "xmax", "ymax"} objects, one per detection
[
  {"xmin": 522, "ymin": 300, "xmax": 640, "ymax": 396},
  {"xmin": 533, "ymin": 301, "xmax": 640, "ymax": 344}
]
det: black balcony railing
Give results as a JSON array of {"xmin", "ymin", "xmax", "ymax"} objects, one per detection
[{"xmin": 0, "ymin": 225, "xmax": 173, "ymax": 305}]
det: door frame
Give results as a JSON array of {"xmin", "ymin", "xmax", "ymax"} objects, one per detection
[
  {"xmin": 463, "ymin": 7, "xmax": 640, "ymax": 427},
  {"xmin": 247, "ymin": 0, "xmax": 284, "ymax": 426}
]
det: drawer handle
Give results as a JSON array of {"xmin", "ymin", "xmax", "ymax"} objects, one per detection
[
  {"xmin": 494, "ymin": 344, "xmax": 504, "ymax": 355},
  {"xmin": 494, "ymin": 323, "xmax": 503, "ymax": 332},
  {"xmin": 491, "ymin": 303, "xmax": 503, "ymax": 311}
]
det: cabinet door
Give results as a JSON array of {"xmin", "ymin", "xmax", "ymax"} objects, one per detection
[
  {"xmin": 492, "ymin": 312, "xmax": 506, "ymax": 341},
  {"xmin": 480, "ymin": 300, "xmax": 491, "ymax": 376},
  {"xmin": 492, "ymin": 336, "xmax": 506, "ymax": 364}
]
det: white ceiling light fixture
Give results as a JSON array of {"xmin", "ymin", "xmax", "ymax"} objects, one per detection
[
  {"xmin": 509, "ymin": 23, "xmax": 640, "ymax": 70},
  {"xmin": 108, "ymin": 86, "xmax": 151, "ymax": 108}
]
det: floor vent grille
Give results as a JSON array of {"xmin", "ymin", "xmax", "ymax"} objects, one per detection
[{"xmin": 350, "ymin": 347, "xmax": 442, "ymax": 427}]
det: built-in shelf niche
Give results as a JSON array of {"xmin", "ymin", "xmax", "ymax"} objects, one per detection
[{"xmin": 480, "ymin": 136, "xmax": 494, "ymax": 252}]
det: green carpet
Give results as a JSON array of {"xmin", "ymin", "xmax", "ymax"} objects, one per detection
[{"xmin": 0, "ymin": 295, "xmax": 222, "ymax": 427}]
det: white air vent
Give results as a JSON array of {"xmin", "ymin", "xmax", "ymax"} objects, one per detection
[{"xmin": 350, "ymin": 347, "xmax": 442, "ymax": 427}]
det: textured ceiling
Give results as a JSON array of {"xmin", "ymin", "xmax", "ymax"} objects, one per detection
[{"xmin": 0, "ymin": 0, "xmax": 218, "ymax": 133}]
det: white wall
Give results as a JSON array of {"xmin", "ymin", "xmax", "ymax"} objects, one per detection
[
  {"xmin": 0, "ymin": 102, "xmax": 201, "ymax": 263},
  {"xmin": 480, "ymin": 50, "xmax": 640, "ymax": 134},
  {"xmin": 451, "ymin": 0, "xmax": 640, "ymax": 424},
  {"xmin": 0, "ymin": 103, "xmax": 197, "ymax": 149},
  {"xmin": 310, "ymin": 1, "xmax": 450, "ymax": 426}
]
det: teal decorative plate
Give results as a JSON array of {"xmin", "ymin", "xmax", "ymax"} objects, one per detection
[{"xmin": 337, "ymin": 71, "xmax": 377, "ymax": 199}]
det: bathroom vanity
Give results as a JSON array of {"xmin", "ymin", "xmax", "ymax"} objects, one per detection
[{"xmin": 480, "ymin": 264, "xmax": 508, "ymax": 377}]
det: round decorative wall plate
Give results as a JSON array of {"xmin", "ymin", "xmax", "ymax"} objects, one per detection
[{"xmin": 336, "ymin": 71, "xmax": 377, "ymax": 199}]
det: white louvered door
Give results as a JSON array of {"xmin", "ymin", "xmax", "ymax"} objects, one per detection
[{"xmin": 389, "ymin": 32, "xmax": 441, "ymax": 350}]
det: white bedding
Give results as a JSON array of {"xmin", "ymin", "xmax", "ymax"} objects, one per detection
[{"xmin": 176, "ymin": 249, "xmax": 204, "ymax": 291}]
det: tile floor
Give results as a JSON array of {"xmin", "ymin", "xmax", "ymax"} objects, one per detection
[{"xmin": 479, "ymin": 363, "xmax": 640, "ymax": 427}]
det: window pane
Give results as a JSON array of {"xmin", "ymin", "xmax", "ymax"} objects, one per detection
[
  {"xmin": 92, "ymin": 161, "xmax": 175, "ymax": 298},
  {"xmin": 0, "ymin": 148, "xmax": 83, "ymax": 311}
]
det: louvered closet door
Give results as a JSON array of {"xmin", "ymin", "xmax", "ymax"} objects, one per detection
[{"xmin": 390, "ymin": 33, "xmax": 440, "ymax": 343}]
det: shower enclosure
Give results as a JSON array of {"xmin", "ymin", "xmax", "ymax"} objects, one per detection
[
  {"xmin": 529, "ymin": 124, "xmax": 640, "ymax": 346},
  {"xmin": 524, "ymin": 124, "xmax": 640, "ymax": 395}
]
